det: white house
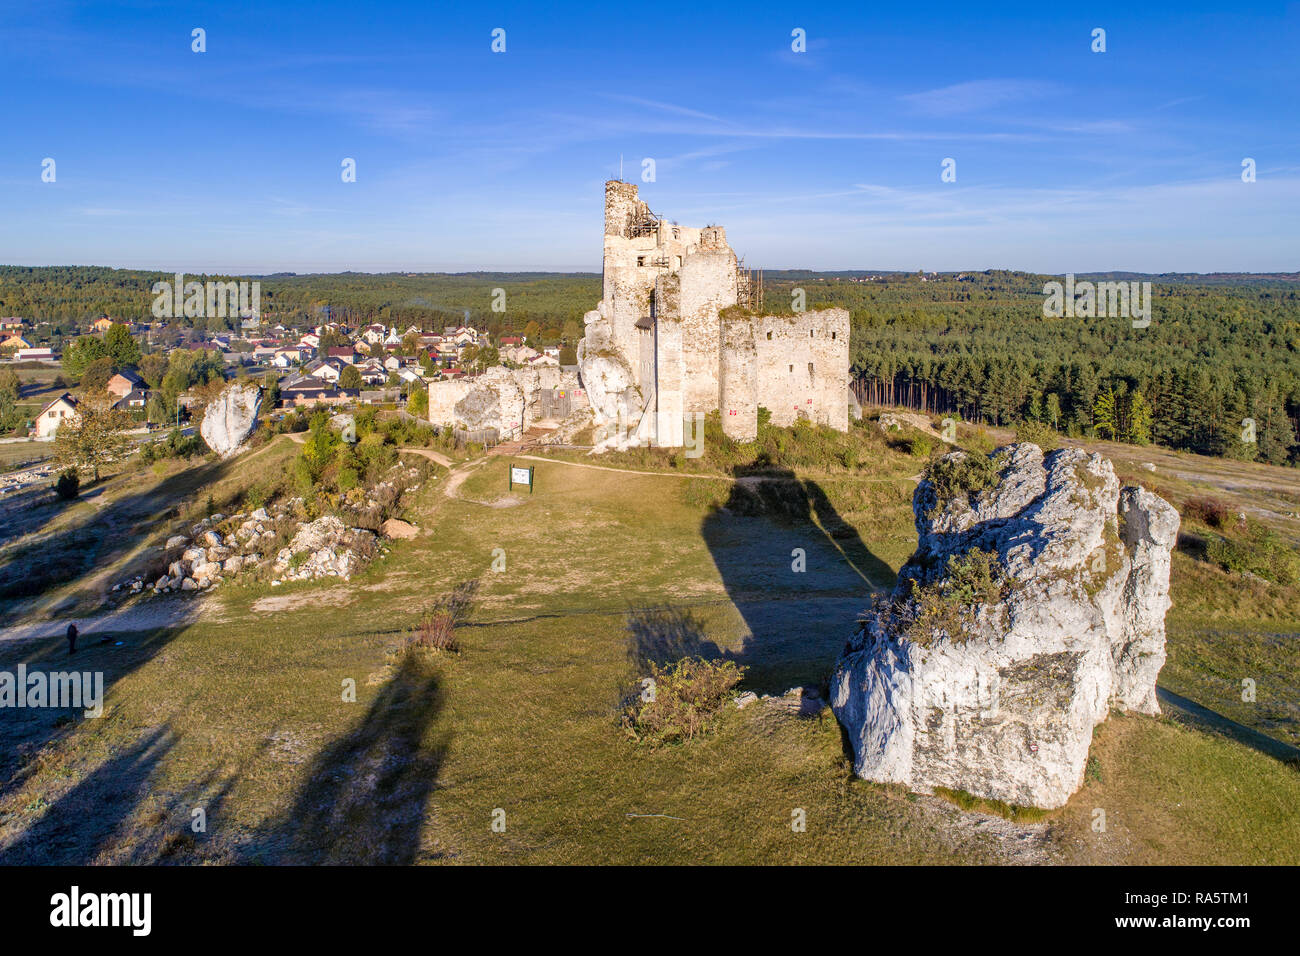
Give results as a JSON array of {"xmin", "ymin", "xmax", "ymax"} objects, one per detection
[
  {"xmin": 273, "ymin": 347, "xmax": 305, "ymax": 368},
  {"xmin": 36, "ymin": 393, "xmax": 79, "ymax": 438},
  {"xmin": 304, "ymin": 358, "xmax": 342, "ymax": 383}
]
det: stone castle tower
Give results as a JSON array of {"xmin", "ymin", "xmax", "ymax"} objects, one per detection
[{"xmin": 577, "ymin": 180, "xmax": 849, "ymax": 448}]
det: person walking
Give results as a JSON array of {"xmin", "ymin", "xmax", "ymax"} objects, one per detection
[{"xmin": 66, "ymin": 622, "xmax": 78, "ymax": 655}]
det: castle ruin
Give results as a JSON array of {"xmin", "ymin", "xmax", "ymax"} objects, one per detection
[{"xmin": 578, "ymin": 181, "xmax": 851, "ymax": 448}]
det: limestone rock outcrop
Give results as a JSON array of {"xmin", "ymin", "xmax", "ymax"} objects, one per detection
[
  {"xmin": 830, "ymin": 443, "xmax": 1179, "ymax": 809},
  {"xmin": 577, "ymin": 305, "xmax": 646, "ymax": 450},
  {"xmin": 427, "ymin": 364, "xmax": 582, "ymax": 439},
  {"xmin": 200, "ymin": 383, "xmax": 262, "ymax": 458}
]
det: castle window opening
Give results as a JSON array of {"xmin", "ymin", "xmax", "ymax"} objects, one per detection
[
  {"xmin": 766, "ymin": 331, "xmax": 772, "ymax": 340},
  {"xmin": 808, "ymin": 363, "xmax": 815, "ymax": 377}
]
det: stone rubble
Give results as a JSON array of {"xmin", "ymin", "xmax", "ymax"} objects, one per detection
[{"xmin": 112, "ymin": 464, "xmax": 424, "ymax": 597}]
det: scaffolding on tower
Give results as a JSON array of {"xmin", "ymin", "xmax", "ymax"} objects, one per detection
[{"xmin": 736, "ymin": 258, "xmax": 763, "ymax": 312}]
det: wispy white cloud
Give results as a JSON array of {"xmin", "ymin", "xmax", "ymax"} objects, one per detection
[{"xmin": 902, "ymin": 79, "xmax": 1060, "ymax": 116}]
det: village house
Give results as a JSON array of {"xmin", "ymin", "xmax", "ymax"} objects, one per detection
[
  {"xmin": 273, "ymin": 347, "xmax": 307, "ymax": 368},
  {"xmin": 112, "ymin": 388, "xmax": 149, "ymax": 411},
  {"xmin": 277, "ymin": 374, "xmax": 358, "ymax": 407},
  {"xmin": 1, "ymin": 333, "xmax": 32, "ymax": 352},
  {"xmin": 36, "ymin": 392, "xmax": 79, "ymax": 438},
  {"xmin": 502, "ymin": 344, "xmax": 539, "ymax": 365},
  {"xmin": 303, "ymin": 357, "xmax": 344, "ymax": 383},
  {"xmin": 356, "ymin": 359, "xmax": 389, "ymax": 385},
  {"xmin": 90, "ymin": 316, "xmax": 116, "ymax": 333},
  {"xmin": 105, "ymin": 369, "xmax": 146, "ymax": 399}
]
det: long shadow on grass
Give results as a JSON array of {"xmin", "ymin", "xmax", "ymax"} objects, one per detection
[
  {"xmin": 0, "ymin": 626, "xmax": 200, "ymax": 810},
  {"xmin": 0, "ymin": 724, "xmax": 177, "ymax": 864},
  {"xmin": 693, "ymin": 465, "xmax": 896, "ymax": 694},
  {"xmin": 0, "ymin": 455, "xmax": 239, "ymax": 616},
  {"xmin": 0, "ymin": 456, "xmax": 263, "ymax": 803},
  {"xmin": 246, "ymin": 654, "xmax": 450, "ymax": 864}
]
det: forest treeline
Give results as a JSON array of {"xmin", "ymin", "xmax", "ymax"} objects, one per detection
[
  {"xmin": 3, "ymin": 265, "xmax": 1297, "ymax": 465},
  {"xmin": 0, "ymin": 266, "xmax": 601, "ymax": 340}
]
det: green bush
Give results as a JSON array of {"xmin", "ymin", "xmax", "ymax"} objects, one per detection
[
  {"xmin": 54, "ymin": 469, "xmax": 80, "ymax": 500},
  {"xmin": 908, "ymin": 434, "xmax": 935, "ymax": 458},
  {"xmin": 140, "ymin": 428, "xmax": 204, "ymax": 462},
  {"xmin": 1013, "ymin": 419, "xmax": 1061, "ymax": 452},
  {"xmin": 622, "ymin": 657, "xmax": 745, "ymax": 746},
  {"xmin": 924, "ymin": 452, "xmax": 999, "ymax": 512},
  {"xmin": 1205, "ymin": 519, "xmax": 1299, "ymax": 586},
  {"xmin": 903, "ymin": 548, "xmax": 1015, "ymax": 646}
]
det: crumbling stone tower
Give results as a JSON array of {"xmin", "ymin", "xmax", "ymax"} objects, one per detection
[{"xmin": 578, "ymin": 180, "xmax": 849, "ymax": 448}]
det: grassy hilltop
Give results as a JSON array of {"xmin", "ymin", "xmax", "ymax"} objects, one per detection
[{"xmin": 0, "ymin": 410, "xmax": 1297, "ymax": 865}]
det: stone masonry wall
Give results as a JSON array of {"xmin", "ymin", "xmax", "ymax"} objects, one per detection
[
  {"xmin": 581, "ymin": 181, "xmax": 851, "ymax": 450},
  {"xmin": 677, "ymin": 239, "xmax": 738, "ymax": 413},
  {"xmin": 719, "ymin": 313, "xmax": 758, "ymax": 441},
  {"xmin": 750, "ymin": 307, "xmax": 850, "ymax": 430}
]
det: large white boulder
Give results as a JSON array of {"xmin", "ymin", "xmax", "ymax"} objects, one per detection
[
  {"xmin": 200, "ymin": 383, "xmax": 262, "ymax": 459},
  {"xmin": 830, "ymin": 444, "xmax": 1179, "ymax": 809}
]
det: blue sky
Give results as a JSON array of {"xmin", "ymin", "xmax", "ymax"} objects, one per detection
[{"xmin": 1, "ymin": 0, "xmax": 1297, "ymax": 273}]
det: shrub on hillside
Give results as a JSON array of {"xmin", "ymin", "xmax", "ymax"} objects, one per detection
[
  {"xmin": 140, "ymin": 428, "xmax": 204, "ymax": 462},
  {"xmin": 1014, "ymin": 419, "xmax": 1061, "ymax": 452},
  {"xmin": 924, "ymin": 452, "xmax": 999, "ymax": 512},
  {"xmin": 54, "ymin": 468, "xmax": 80, "ymax": 500},
  {"xmin": 1182, "ymin": 495, "xmax": 1231, "ymax": 528},
  {"xmin": 622, "ymin": 657, "xmax": 745, "ymax": 746},
  {"xmin": 1205, "ymin": 518, "xmax": 1299, "ymax": 586},
  {"xmin": 405, "ymin": 580, "xmax": 478, "ymax": 655}
]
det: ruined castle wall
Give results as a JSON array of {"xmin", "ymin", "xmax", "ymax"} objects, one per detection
[
  {"xmin": 602, "ymin": 237, "xmax": 658, "ymax": 365},
  {"xmin": 585, "ymin": 181, "xmax": 850, "ymax": 449},
  {"xmin": 428, "ymin": 379, "xmax": 473, "ymax": 427},
  {"xmin": 651, "ymin": 273, "xmax": 684, "ymax": 446},
  {"xmin": 677, "ymin": 235, "xmax": 737, "ymax": 414},
  {"xmin": 752, "ymin": 308, "xmax": 850, "ymax": 431},
  {"xmin": 719, "ymin": 316, "xmax": 758, "ymax": 442}
]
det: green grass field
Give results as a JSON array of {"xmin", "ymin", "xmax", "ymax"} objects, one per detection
[{"xmin": 1, "ymin": 417, "xmax": 1297, "ymax": 864}]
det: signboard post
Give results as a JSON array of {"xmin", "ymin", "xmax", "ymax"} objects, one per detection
[{"xmin": 509, "ymin": 463, "xmax": 534, "ymax": 494}]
